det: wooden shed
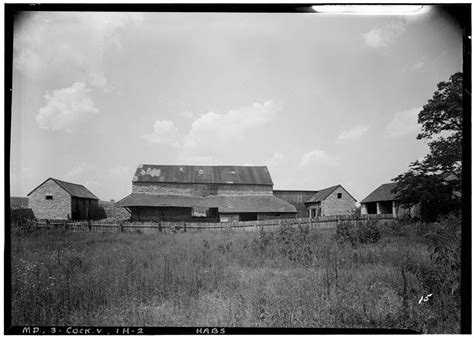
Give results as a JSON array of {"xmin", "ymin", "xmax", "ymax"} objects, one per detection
[{"xmin": 360, "ymin": 183, "xmax": 398, "ymax": 217}]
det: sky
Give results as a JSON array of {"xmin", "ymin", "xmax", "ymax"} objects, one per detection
[{"xmin": 10, "ymin": 6, "xmax": 463, "ymax": 202}]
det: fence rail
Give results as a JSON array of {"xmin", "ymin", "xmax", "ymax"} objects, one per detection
[{"xmin": 13, "ymin": 213, "xmax": 395, "ymax": 234}]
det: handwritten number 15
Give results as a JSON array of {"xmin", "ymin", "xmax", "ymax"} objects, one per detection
[{"xmin": 419, "ymin": 294, "xmax": 432, "ymax": 304}]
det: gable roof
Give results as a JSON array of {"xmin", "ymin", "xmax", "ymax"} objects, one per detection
[
  {"xmin": 360, "ymin": 183, "xmax": 398, "ymax": 204},
  {"xmin": 27, "ymin": 178, "xmax": 99, "ymax": 200},
  {"xmin": 132, "ymin": 164, "xmax": 273, "ymax": 185},
  {"xmin": 305, "ymin": 185, "xmax": 340, "ymax": 203},
  {"xmin": 116, "ymin": 193, "xmax": 296, "ymax": 214}
]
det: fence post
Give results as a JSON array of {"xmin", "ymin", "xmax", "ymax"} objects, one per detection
[
  {"xmin": 183, "ymin": 221, "xmax": 187, "ymax": 233},
  {"xmin": 158, "ymin": 221, "xmax": 162, "ymax": 232},
  {"xmin": 88, "ymin": 219, "xmax": 92, "ymax": 232},
  {"xmin": 119, "ymin": 221, "xmax": 124, "ymax": 233}
]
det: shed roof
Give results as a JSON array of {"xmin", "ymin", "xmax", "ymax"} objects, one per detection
[
  {"xmin": 116, "ymin": 193, "xmax": 296, "ymax": 213},
  {"xmin": 305, "ymin": 185, "xmax": 341, "ymax": 203},
  {"xmin": 132, "ymin": 164, "xmax": 273, "ymax": 185},
  {"xmin": 27, "ymin": 178, "xmax": 99, "ymax": 200},
  {"xmin": 360, "ymin": 183, "xmax": 398, "ymax": 204}
]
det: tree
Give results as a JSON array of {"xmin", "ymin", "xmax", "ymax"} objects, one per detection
[{"xmin": 392, "ymin": 72, "xmax": 463, "ymax": 221}]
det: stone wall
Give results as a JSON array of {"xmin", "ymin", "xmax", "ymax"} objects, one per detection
[
  {"xmin": 132, "ymin": 182, "xmax": 272, "ymax": 196},
  {"xmin": 320, "ymin": 186, "xmax": 357, "ymax": 216},
  {"xmin": 29, "ymin": 179, "xmax": 71, "ymax": 220},
  {"xmin": 132, "ymin": 182, "xmax": 216, "ymax": 196},
  {"xmin": 217, "ymin": 184, "xmax": 272, "ymax": 196}
]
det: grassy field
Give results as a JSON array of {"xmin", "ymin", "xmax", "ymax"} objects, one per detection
[{"xmin": 10, "ymin": 216, "xmax": 461, "ymax": 333}]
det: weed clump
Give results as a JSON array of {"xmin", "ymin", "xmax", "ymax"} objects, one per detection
[{"xmin": 336, "ymin": 220, "xmax": 381, "ymax": 245}]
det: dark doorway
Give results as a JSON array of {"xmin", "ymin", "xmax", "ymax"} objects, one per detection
[
  {"xmin": 366, "ymin": 202, "xmax": 377, "ymax": 214},
  {"xmin": 239, "ymin": 213, "xmax": 258, "ymax": 221}
]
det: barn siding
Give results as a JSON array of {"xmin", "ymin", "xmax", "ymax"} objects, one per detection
[
  {"xmin": 130, "ymin": 206, "xmax": 219, "ymax": 222},
  {"xmin": 219, "ymin": 213, "xmax": 240, "ymax": 222},
  {"xmin": 273, "ymin": 191, "xmax": 317, "ymax": 217},
  {"xmin": 319, "ymin": 186, "xmax": 356, "ymax": 216},
  {"xmin": 29, "ymin": 179, "xmax": 72, "ymax": 220}
]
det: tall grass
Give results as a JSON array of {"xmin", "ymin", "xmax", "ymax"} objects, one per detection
[{"xmin": 10, "ymin": 216, "xmax": 461, "ymax": 332}]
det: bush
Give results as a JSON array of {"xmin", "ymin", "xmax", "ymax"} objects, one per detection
[
  {"xmin": 253, "ymin": 224, "xmax": 317, "ymax": 267},
  {"xmin": 336, "ymin": 220, "xmax": 381, "ymax": 245},
  {"xmin": 357, "ymin": 221, "xmax": 381, "ymax": 244}
]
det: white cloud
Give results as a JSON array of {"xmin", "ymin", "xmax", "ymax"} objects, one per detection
[
  {"xmin": 362, "ymin": 20, "xmax": 406, "ymax": 48},
  {"xmin": 36, "ymin": 82, "xmax": 99, "ymax": 132},
  {"xmin": 337, "ymin": 124, "xmax": 369, "ymax": 143},
  {"xmin": 14, "ymin": 12, "xmax": 143, "ymax": 90},
  {"xmin": 299, "ymin": 149, "xmax": 337, "ymax": 168},
  {"xmin": 385, "ymin": 106, "xmax": 422, "ymax": 138},
  {"xmin": 180, "ymin": 101, "xmax": 280, "ymax": 158},
  {"xmin": 142, "ymin": 120, "xmax": 180, "ymax": 146}
]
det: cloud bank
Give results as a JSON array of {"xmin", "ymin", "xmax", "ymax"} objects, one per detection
[{"xmin": 36, "ymin": 82, "xmax": 99, "ymax": 132}]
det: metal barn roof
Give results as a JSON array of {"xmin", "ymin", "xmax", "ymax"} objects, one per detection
[
  {"xmin": 27, "ymin": 178, "xmax": 99, "ymax": 200},
  {"xmin": 360, "ymin": 183, "xmax": 398, "ymax": 204},
  {"xmin": 116, "ymin": 193, "xmax": 296, "ymax": 214},
  {"xmin": 132, "ymin": 165, "xmax": 273, "ymax": 185}
]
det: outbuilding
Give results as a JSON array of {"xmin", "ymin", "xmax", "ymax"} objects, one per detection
[
  {"xmin": 274, "ymin": 185, "xmax": 357, "ymax": 218},
  {"xmin": 27, "ymin": 178, "xmax": 99, "ymax": 220},
  {"xmin": 360, "ymin": 183, "xmax": 398, "ymax": 217}
]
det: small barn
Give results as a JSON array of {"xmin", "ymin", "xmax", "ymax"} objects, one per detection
[
  {"xmin": 116, "ymin": 164, "xmax": 297, "ymax": 222},
  {"xmin": 274, "ymin": 185, "xmax": 357, "ymax": 218},
  {"xmin": 27, "ymin": 178, "xmax": 99, "ymax": 220},
  {"xmin": 305, "ymin": 185, "xmax": 357, "ymax": 217},
  {"xmin": 360, "ymin": 183, "xmax": 398, "ymax": 217}
]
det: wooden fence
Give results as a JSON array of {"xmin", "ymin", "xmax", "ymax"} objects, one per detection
[{"xmin": 15, "ymin": 214, "xmax": 395, "ymax": 234}]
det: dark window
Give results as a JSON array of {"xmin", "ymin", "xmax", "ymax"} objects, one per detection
[
  {"xmin": 46, "ymin": 195, "xmax": 53, "ymax": 200},
  {"xmin": 337, "ymin": 193, "xmax": 342, "ymax": 199}
]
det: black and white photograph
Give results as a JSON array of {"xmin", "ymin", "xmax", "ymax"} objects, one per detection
[{"xmin": 5, "ymin": 3, "xmax": 470, "ymax": 334}]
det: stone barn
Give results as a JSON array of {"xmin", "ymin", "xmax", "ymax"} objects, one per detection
[
  {"xmin": 27, "ymin": 178, "xmax": 99, "ymax": 220},
  {"xmin": 116, "ymin": 164, "xmax": 297, "ymax": 222},
  {"xmin": 305, "ymin": 185, "xmax": 357, "ymax": 217},
  {"xmin": 274, "ymin": 185, "xmax": 357, "ymax": 218}
]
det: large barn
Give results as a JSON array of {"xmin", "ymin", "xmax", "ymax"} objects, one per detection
[
  {"xmin": 116, "ymin": 164, "xmax": 297, "ymax": 222},
  {"xmin": 274, "ymin": 185, "xmax": 357, "ymax": 218},
  {"xmin": 27, "ymin": 178, "xmax": 99, "ymax": 220}
]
